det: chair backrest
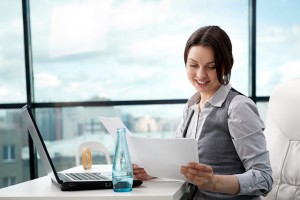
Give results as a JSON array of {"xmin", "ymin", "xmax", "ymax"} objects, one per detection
[
  {"xmin": 262, "ymin": 79, "xmax": 300, "ymax": 199},
  {"xmin": 75, "ymin": 141, "xmax": 112, "ymax": 165}
]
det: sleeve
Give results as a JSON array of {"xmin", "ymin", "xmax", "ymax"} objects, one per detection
[{"xmin": 228, "ymin": 95, "xmax": 273, "ymax": 196}]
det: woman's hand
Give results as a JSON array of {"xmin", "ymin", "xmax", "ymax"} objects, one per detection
[
  {"xmin": 132, "ymin": 164, "xmax": 154, "ymax": 180},
  {"xmin": 180, "ymin": 162, "xmax": 240, "ymax": 195},
  {"xmin": 180, "ymin": 162, "xmax": 217, "ymax": 192}
]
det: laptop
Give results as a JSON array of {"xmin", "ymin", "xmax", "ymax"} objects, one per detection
[{"xmin": 21, "ymin": 105, "xmax": 142, "ymax": 191}]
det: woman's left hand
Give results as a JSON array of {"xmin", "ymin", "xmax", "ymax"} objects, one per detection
[
  {"xmin": 132, "ymin": 164, "xmax": 154, "ymax": 180},
  {"xmin": 180, "ymin": 162, "xmax": 217, "ymax": 192}
]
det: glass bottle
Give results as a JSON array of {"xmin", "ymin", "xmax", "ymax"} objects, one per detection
[{"xmin": 112, "ymin": 128, "xmax": 133, "ymax": 192}]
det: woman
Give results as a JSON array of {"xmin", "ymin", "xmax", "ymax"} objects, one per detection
[{"xmin": 133, "ymin": 26, "xmax": 273, "ymax": 200}]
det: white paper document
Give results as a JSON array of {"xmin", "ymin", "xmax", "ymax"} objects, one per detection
[
  {"xmin": 99, "ymin": 116, "xmax": 199, "ymax": 181},
  {"xmin": 99, "ymin": 116, "xmax": 133, "ymax": 140},
  {"xmin": 99, "ymin": 116, "xmax": 137, "ymax": 162},
  {"xmin": 129, "ymin": 135, "xmax": 199, "ymax": 181}
]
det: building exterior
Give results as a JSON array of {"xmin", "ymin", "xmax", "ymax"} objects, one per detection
[{"xmin": 0, "ymin": 114, "xmax": 24, "ymax": 188}]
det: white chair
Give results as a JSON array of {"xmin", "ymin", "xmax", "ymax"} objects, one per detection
[
  {"xmin": 75, "ymin": 141, "xmax": 112, "ymax": 166},
  {"xmin": 262, "ymin": 79, "xmax": 300, "ymax": 199}
]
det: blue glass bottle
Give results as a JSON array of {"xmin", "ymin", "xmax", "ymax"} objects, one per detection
[{"xmin": 112, "ymin": 128, "xmax": 133, "ymax": 192}]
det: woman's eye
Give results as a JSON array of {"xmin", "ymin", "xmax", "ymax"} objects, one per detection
[
  {"xmin": 208, "ymin": 66, "xmax": 216, "ymax": 70},
  {"xmin": 189, "ymin": 64, "xmax": 198, "ymax": 68}
]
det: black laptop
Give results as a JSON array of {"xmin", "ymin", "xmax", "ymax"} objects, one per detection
[{"xmin": 21, "ymin": 105, "xmax": 142, "ymax": 191}]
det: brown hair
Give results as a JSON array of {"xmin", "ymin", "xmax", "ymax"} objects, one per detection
[{"xmin": 184, "ymin": 26, "xmax": 234, "ymax": 85}]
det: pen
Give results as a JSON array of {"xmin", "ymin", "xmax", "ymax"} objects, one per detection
[{"xmin": 182, "ymin": 110, "xmax": 195, "ymax": 138}]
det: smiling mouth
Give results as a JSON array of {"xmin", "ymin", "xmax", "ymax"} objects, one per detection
[{"xmin": 195, "ymin": 80, "xmax": 209, "ymax": 87}]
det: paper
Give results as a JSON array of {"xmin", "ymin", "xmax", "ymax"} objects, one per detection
[
  {"xmin": 99, "ymin": 116, "xmax": 199, "ymax": 181},
  {"xmin": 99, "ymin": 116, "xmax": 137, "ymax": 162},
  {"xmin": 128, "ymin": 135, "xmax": 198, "ymax": 181},
  {"xmin": 99, "ymin": 116, "xmax": 133, "ymax": 140}
]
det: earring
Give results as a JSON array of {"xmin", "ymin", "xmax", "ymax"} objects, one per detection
[{"xmin": 223, "ymin": 75, "xmax": 228, "ymax": 84}]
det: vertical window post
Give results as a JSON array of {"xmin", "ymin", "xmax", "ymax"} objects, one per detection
[
  {"xmin": 249, "ymin": 0, "xmax": 257, "ymax": 102},
  {"xmin": 22, "ymin": 0, "xmax": 37, "ymax": 180}
]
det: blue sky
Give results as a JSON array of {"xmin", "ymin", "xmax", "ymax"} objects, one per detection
[
  {"xmin": 0, "ymin": 0, "xmax": 300, "ymax": 113},
  {"xmin": 29, "ymin": 0, "xmax": 248, "ymax": 102}
]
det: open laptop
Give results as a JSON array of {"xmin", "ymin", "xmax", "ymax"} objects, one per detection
[{"xmin": 21, "ymin": 105, "xmax": 142, "ymax": 191}]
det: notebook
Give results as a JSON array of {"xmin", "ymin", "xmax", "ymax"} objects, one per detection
[{"xmin": 21, "ymin": 105, "xmax": 142, "ymax": 191}]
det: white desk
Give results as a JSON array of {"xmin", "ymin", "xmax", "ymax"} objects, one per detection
[{"xmin": 0, "ymin": 165, "xmax": 188, "ymax": 200}]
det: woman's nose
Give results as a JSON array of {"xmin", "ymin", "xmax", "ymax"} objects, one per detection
[{"xmin": 196, "ymin": 66, "xmax": 205, "ymax": 78}]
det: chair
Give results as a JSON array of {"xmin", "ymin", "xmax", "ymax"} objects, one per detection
[
  {"xmin": 262, "ymin": 79, "xmax": 300, "ymax": 199},
  {"xmin": 75, "ymin": 141, "xmax": 112, "ymax": 166}
]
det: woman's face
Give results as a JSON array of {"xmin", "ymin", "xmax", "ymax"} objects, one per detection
[{"xmin": 186, "ymin": 45, "xmax": 221, "ymax": 98}]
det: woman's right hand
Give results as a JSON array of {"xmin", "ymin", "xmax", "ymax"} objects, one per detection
[{"xmin": 132, "ymin": 164, "xmax": 154, "ymax": 180}]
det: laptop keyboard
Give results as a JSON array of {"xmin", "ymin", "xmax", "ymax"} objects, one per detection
[{"xmin": 65, "ymin": 173, "xmax": 110, "ymax": 181}]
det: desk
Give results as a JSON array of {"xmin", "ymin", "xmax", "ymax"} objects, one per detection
[{"xmin": 0, "ymin": 165, "xmax": 188, "ymax": 200}]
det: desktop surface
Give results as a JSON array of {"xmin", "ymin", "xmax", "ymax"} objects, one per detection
[{"xmin": 0, "ymin": 165, "xmax": 188, "ymax": 200}]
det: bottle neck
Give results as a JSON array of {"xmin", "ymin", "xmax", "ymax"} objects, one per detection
[{"xmin": 117, "ymin": 128, "xmax": 127, "ymax": 148}]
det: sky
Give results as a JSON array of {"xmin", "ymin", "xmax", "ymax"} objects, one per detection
[
  {"xmin": 0, "ymin": 0, "xmax": 300, "ymax": 117},
  {"xmin": 256, "ymin": 0, "xmax": 300, "ymax": 95}
]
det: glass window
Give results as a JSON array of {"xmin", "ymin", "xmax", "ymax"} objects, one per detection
[
  {"xmin": 30, "ymin": 0, "xmax": 248, "ymax": 102},
  {"xmin": 0, "ymin": 109, "xmax": 30, "ymax": 189},
  {"xmin": 0, "ymin": 0, "xmax": 26, "ymax": 103},
  {"xmin": 35, "ymin": 104, "xmax": 182, "ymax": 175},
  {"xmin": 257, "ymin": 0, "xmax": 300, "ymax": 96},
  {"xmin": 256, "ymin": 102, "xmax": 268, "ymax": 122},
  {"xmin": 3, "ymin": 145, "xmax": 16, "ymax": 161}
]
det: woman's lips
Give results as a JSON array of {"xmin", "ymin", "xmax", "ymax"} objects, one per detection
[{"xmin": 195, "ymin": 80, "xmax": 209, "ymax": 87}]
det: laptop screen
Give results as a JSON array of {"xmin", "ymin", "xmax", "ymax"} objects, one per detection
[{"xmin": 21, "ymin": 105, "xmax": 62, "ymax": 184}]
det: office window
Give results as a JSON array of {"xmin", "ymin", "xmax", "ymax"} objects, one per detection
[
  {"xmin": 3, "ymin": 145, "xmax": 16, "ymax": 161},
  {"xmin": 257, "ymin": 0, "xmax": 300, "ymax": 96},
  {"xmin": 0, "ymin": 109, "xmax": 29, "ymax": 189},
  {"xmin": 30, "ymin": 0, "xmax": 248, "ymax": 102},
  {"xmin": 3, "ymin": 176, "xmax": 16, "ymax": 187},
  {"xmin": 0, "ymin": 0, "xmax": 26, "ymax": 103},
  {"xmin": 256, "ymin": 102, "xmax": 268, "ymax": 122},
  {"xmin": 35, "ymin": 104, "xmax": 182, "ymax": 175}
]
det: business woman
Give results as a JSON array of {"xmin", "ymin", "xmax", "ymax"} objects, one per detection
[{"xmin": 133, "ymin": 25, "xmax": 273, "ymax": 200}]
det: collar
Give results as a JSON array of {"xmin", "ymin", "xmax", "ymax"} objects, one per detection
[{"xmin": 187, "ymin": 83, "xmax": 232, "ymax": 109}]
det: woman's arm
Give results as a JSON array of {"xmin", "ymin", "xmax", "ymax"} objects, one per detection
[
  {"xmin": 180, "ymin": 162, "xmax": 240, "ymax": 195},
  {"xmin": 228, "ymin": 95, "xmax": 273, "ymax": 196}
]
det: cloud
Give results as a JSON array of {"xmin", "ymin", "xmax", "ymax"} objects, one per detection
[
  {"xmin": 129, "ymin": 34, "xmax": 186, "ymax": 58},
  {"xmin": 0, "ymin": 86, "xmax": 24, "ymax": 102},
  {"xmin": 258, "ymin": 27, "xmax": 278, "ymax": 43},
  {"xmin": 35, "ymin": 72, "xmax": 61, "ymax": 88},
  {"xmin": 0, "ymin": 87, "xmax": 9, "ymax": 97},
  {"xmin": 49, "ymin": 0, "xmax": 111, "ymax": 57},
  {"xmin": 279, "ymin": 60, "xmax": 300, "ymax": 81},
  {"xmin": 257, "ymin": 25, "xmax": 300, "ymax": 45},
  {"xmin": 111, "ymin": 0, "xmax": 171, "ymax": 30}
]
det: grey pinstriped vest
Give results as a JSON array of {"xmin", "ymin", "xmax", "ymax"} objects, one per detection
[{"xmin": 192, "ymin": 88, "xmax": 260, "ymax": 200}]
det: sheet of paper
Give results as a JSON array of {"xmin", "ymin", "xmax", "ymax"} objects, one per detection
[
  {"xmin": 128, "ymin": 135, "xmax": 199, "ymax": 181},
  {"xmin": 99, "ymin": 116, "xmax": 137, "ymax": 162},
  {"xmin": 99, "ymin": 116, "xmax": 199, "ymax": 181},
  {"xmin": 99, "ymin": 116, "xmax": 133, "ymax": 140}
]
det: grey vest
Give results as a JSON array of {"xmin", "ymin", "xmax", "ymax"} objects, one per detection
[{"xmin": 191, "ymin": 89, "xmax": 261, "ymax": 200}]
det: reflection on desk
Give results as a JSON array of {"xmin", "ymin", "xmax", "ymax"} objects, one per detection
[{"xmin": 0, "ymin": 165, "xmax": 188, "ymax": 200}]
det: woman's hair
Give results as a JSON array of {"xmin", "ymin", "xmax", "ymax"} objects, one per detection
[{"xmin": 184, "ymin": 25, "xmax": 234, "ymax": 85}]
